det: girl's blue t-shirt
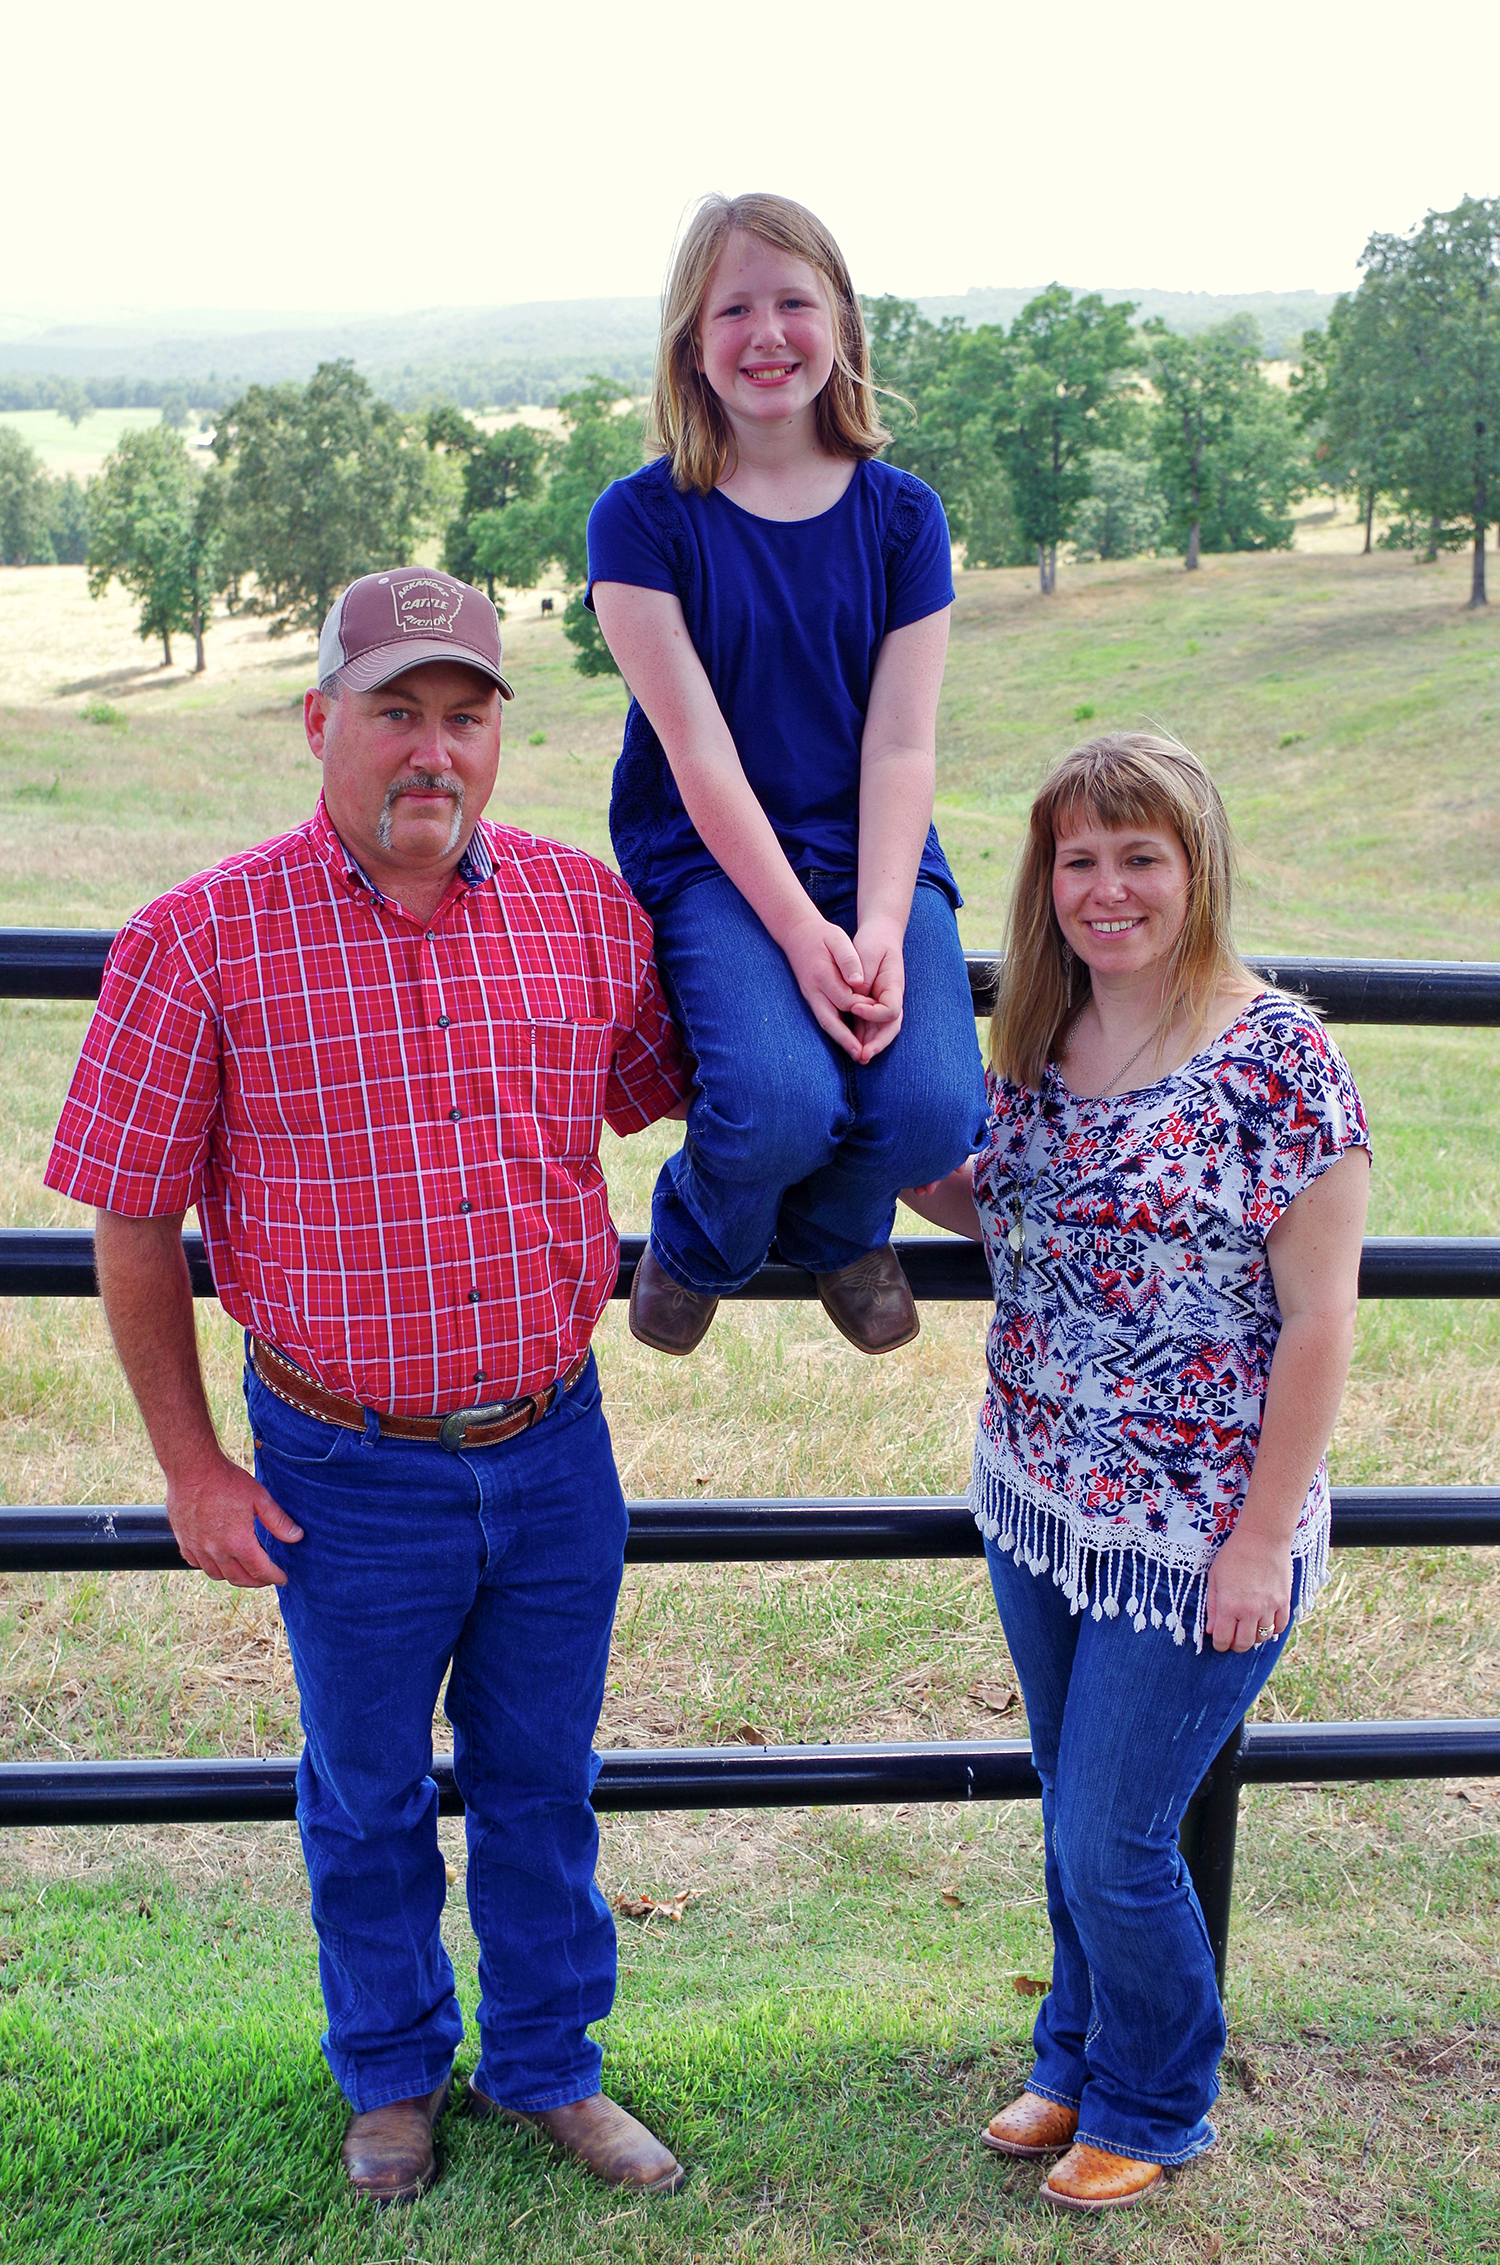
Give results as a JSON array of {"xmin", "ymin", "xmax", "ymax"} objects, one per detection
[{"xmin": 585, "ymin": 454, "xmax": 960, "ymax": 913}]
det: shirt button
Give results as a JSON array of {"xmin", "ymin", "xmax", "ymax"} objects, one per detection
[
  {"xmin": 437, "ymin": 1013, "xmax": 451, "ymax": 1028},
  {"xmin": 468, "ymin": 1287, "xmax": 483, "ymax": 1303},
  {"xmin": 424, "ymin": 931, "xmax": 436, "ymax": 942},
  {"xmin": 449, "ymin": 1106, "xmax": 463, "ymax": 1122},
  {"xmin": 459, "ymin": 1199, "xmax": 472, "ymax": 1214},
  {"xmin": 474, "ymin": 1369, "xmax": 486, "ymax": 1384}
]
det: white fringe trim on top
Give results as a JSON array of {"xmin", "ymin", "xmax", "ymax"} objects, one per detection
[{"xmin": 969, "ymin": 1426, "xmax": 1331, "ymax": 1654}]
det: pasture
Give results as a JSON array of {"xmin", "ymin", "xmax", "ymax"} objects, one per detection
[
  {"xmin": 0, "ymin": 547, "xmax": 1497, "ymax": 2262},
  {"xmin": 0, "ymin": 406, "xmax": 200, "ymax": 483}
]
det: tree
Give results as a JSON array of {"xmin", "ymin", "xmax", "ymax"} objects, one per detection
[
  {"xmin": 213, "ymin": 360, "xmax": 438, "ymax": 634},
  {"xmin": 1357, "ymin": 197, "xmax": 1500, "ymax": 606},
  {"xmin": 866, "ymin": 297, "xmax": 1030, "ymax": 569},
  {"xmin": 46, "ymin": 474, "xmax": 90, "ymax": 565},
  {"xmin": 424, "ymin": 405, "xmax": 549, "ymax": 604},
  {"xmin": 1147, "ymin": 318, "xmax": 1303, "ymax": 568},
  {"xmin": 54, "ymin": 380, "xmax": 92, "ymax": 429},
  {"xmin": 1290, "ymin": 283, "xmax": 1410, "ymax": 553},
  {"xmin": 999, "ymin": 288, "xmax": 1140, "ymax": 592},
  {"xmin": 0, "ymin": 429, "xmax": 51, "ymax": 564},
  {"xmin": 87, "ymin": 427, "xmax": 222, "ymax": 669},
  {"xmin": 449, "ymin": 381, "xmax": 644, "ymax": 678},
  {"xmin": 1071, "ymin": 451, "xmax": 1166, "ymax": 560},
  {"xmin": 159, "ymin": 387, "xmax": 191, "ymax": 431}
]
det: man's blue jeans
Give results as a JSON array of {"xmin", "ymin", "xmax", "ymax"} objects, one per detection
[
  {"xmin": 248, "ymin": 1353, "xmax": 626, "ymax": 2116},
  {"xmin": 985, "ymin": 1536, "xmax": 1301, "ymax": 2165},
  {"xmin": 648, "ymin": 873, "xmax": 989, "ymax": 1293}
]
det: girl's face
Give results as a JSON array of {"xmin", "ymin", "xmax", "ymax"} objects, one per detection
[
  {"xmin": 1051, "ymin": 811, "xmax": 1191, "ymax": 981},
  {"xmin": 695, "ymin": 231, "xmax": 837, "ymax": 432}
]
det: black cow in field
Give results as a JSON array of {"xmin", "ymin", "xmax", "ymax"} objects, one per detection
[{"xmin": 540, "ymin": 596, "xmax": 554, "ymax": 618}]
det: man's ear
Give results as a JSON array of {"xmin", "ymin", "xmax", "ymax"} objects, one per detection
[{"xmin": 304, "ymin": 688, "xmax": 330, "ymax": 761}]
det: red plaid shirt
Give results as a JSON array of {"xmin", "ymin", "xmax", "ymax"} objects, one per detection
[{"xmin": 46, "ymin": 800, "xmax": 687, "ymax": 1414}]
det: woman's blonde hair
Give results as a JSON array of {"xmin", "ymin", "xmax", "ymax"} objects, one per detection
[
  {"xmin": 650, "ymin": 192, "xmax": 891, "ymax": 495},
  {"xmin": 990, "ymin": 732, "xmax": 1256, "ymax": 1089}
]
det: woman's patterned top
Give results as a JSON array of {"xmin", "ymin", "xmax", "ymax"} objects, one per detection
[{"xmin": 970, "ymin": 992, "xmax": 1369, "ymax": 1642}]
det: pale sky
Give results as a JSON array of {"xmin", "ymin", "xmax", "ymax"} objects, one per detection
[{"xmin": 7, "ymin": 0, "xmax": 1497, "ymax": 323}]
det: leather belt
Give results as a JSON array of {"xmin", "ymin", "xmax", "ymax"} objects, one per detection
[{"xmin": 249, "ymin": 1337, "xmax": 589, "ymax": 1452}]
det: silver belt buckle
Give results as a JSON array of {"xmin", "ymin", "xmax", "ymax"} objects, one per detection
[{"xmin": 438, "ymin": 1393, "xmax": 530, "ymax": 1452}]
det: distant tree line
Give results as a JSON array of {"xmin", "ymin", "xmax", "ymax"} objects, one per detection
[
  {"xmin": 866, "ymin": 292, "xmax": 1303, "ymax": 590},
  {"xmin": 0, "ymin": 432, "xmax": 89, "ymax": 565},
  {"xmin": 0, "ymin": 373, "xmax": 237, "ymax": 416},
  {"xmin": 9, "ymin": 196, "xmax": 1497, "ymax": 678}
]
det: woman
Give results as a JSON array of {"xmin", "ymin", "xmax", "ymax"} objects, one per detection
[{"xmin": 906, "ymin": 733, "xmax": 1369, "ymax": 2211}]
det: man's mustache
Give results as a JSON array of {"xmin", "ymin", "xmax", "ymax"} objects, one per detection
[{"xmin": 376, "ymin": 772, "xmax": 464, "ymax": 850}]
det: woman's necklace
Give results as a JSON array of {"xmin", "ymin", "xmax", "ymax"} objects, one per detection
[
  {"xmin": 1007, "ymin": 1113, "xmax": 1045, "ymax": 1295},
  {"xmin": 1005, "ymin": 1022, "xmax": 1167, "ymax": 1292},
  {"xmin": 1089, "ymin": 1025, "xmax": 1160, "ymax": 1099}
]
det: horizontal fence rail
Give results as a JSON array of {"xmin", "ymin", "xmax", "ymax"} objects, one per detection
[
  {"xmin": 4, "ymin": 1490, "xmax": 1499, "ymax": 1574},
  {"xmin": 5, "ymin": 932, "xmax": 1500, "ymax": 1022},
  {"xmin": 5, "ymin": 1721, "xmax": 1499, "ymax": 1832},
  {"xmin": 6, "ymin": 935, "xmax": 1498, "ymax": 1995},
  {"xmin": 5, "ymin": 1228, "xmax": 1500, "ymax": 1304}
]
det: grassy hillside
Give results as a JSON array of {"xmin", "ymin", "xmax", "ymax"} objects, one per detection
[{"xmin": 0, "ymin": 546, "xmax": 1496, "ymax": 2262}]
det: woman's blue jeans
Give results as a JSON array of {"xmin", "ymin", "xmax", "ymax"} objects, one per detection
[
  {"xmin": 648, "ymin": 873, "xmax": 989, "ymax": 1293},
  {"xmin": 248, "ymin": 1353, "xmax": 627, "ymax": 2116},
  {"xmin": 985, "ymin": 1536, "xmax": 1300, "ymax": 2165}
]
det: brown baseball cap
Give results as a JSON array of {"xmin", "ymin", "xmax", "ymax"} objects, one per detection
[{"xmin": 318, "ymin": 568, "xmax": 515, "ymax": 699}]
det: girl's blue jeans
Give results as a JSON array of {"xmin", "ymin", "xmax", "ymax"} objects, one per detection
[
  {"xmin": 647, "ymin": 872, "xmax": 990, "ymax": 1293},
  {"xmin": 248, "ymin": 1352, "xmax": 626, "ymax": 2116},
  {"xmin": 984, "ymin": 1535, "xmax": 1300, "ymax": 2165}
]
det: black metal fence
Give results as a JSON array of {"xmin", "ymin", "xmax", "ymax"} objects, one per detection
[{"xmin": 4, "ymin": 934, "xmax": 1499, "ymax": 1992}]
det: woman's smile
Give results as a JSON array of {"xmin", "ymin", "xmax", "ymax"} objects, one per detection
[{"xmin": 1052, "ymin": 816, "xmax": 1192, "ymax": 976}]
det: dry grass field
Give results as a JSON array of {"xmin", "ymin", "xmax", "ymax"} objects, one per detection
[{"xmin": 1, "ymin": 545, "xmax": 1497, "ymax": 2262}]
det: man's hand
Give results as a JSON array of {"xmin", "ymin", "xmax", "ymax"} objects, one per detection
[
  {"xmin": 166, "ymin": 1446, "xmax": 303, "ymax": 1589},
  {"xmin": 1204, "ymin": 1524, "xmax": 1293, "ymax": 1654},
  {"xmin": 850, "ymin": 916, "xmax": 906, "ymax": 1060},
  {"xmin": 782, "ymin": 912, "xmax": 894, "ymax": 1063},
  {"xmin": 93, "ymin": 1208, "xmax": 303, "ymax": 1590}
]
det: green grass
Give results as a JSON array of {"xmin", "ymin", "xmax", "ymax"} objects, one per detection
[
  {"xmin": 0, "ymin": 406, "xmax": 192, "ymax": 476},
  {"xmin": 1, "ymin": 548, "xmax": 1498, "ymax": 2259}
]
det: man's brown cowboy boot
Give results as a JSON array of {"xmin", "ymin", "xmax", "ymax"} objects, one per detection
[
  {"xmin": 815, "ymin": 1245, "xmax": 919, "ymax": 1354},
  {"xmin": 628, "ymin": 1247, "xmax": 719, "ymax": 1355},
  {"xmin": 340, "ymin": 2077, "xmax": 451, "ymax": 2203},
  {"xmin": 468, "ymin": 2080, "xmax": 686, "ymax": 2193},
  {"xmin": 1040, "ymin": 2141, "xmax": 1164, "ymax": 2211},
  {"xmin": 980, "ymin": 2092, "xmax": 1080, "ymax": 2158}
]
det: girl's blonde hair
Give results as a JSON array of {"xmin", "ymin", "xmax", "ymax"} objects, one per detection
[
  {"xmin": 990, "ymin": 733, "xmax": 1257, "ymax": 1089},
  {"xmin": 650, "ymin": 191, "xmax": 891, "ymax": 495}
]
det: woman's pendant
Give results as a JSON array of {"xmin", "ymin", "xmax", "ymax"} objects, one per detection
[{"xmin": 1008, "ymin": 1214, "xmax": 1024, "ymax": 1292}]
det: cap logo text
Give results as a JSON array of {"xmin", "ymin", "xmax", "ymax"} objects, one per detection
[{"xmin": 391, "ymin": 574, "xmax": 462, "ymax": 638}]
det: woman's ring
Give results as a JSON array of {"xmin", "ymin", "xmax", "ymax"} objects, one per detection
[{"xmin": 1256, "ymin": 1625, "xmax": 1273, "ymax": 1642}]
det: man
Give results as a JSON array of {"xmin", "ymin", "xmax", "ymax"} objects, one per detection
[{"xmin": 46, "ymin": 568, "xmax": 692, "ymax": 2204}]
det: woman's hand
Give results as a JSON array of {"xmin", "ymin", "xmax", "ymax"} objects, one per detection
[
  {"xmin": 1204, "ymin": 1524, "xmax": 1294, "ymax": 1654},
  {"xmin": 850, "ymin": 915, "xmax": 906, "ymax": 1059},
  {"xmin": 783, "ymin": 911, "xmax": 893, "ymax": 1063}
]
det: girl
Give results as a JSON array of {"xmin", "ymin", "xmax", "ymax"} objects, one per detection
[
  {"xmin": 906, "ymin": 734, "xmax": 1370, "ymax": 2211},
  {"xmin": 587, "ymin": 192, "xmax": 988, "ymax": 1357}
]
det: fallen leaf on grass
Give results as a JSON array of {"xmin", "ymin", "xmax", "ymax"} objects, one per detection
[
  {"xmin": 971, "ymin": 1683, "xmax": 1018, "ymax": 1714},
  {"xmin": 737, "ymin": 1723, "xmax": 768, "ymax": 1746},
  {"xmin": 444, "ymin": 1862, "xmax": 458, "ymax": 1886},
  {"xmin": 1012, "ymin": 1974, "xmax": 1050, "ymax": 1996},
  {"xmin": 615, "ymin": 1888, "xmax": 699, "ymax": 1924},
  {"xmin": 940, "ymin": 1890, "xmax": 965, "ymax": 1909}
]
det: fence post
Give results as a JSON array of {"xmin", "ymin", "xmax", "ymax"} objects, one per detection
[{"xmin": 1178, "ymin": 1717, "xmax": 1247, "ymax": 1996}]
